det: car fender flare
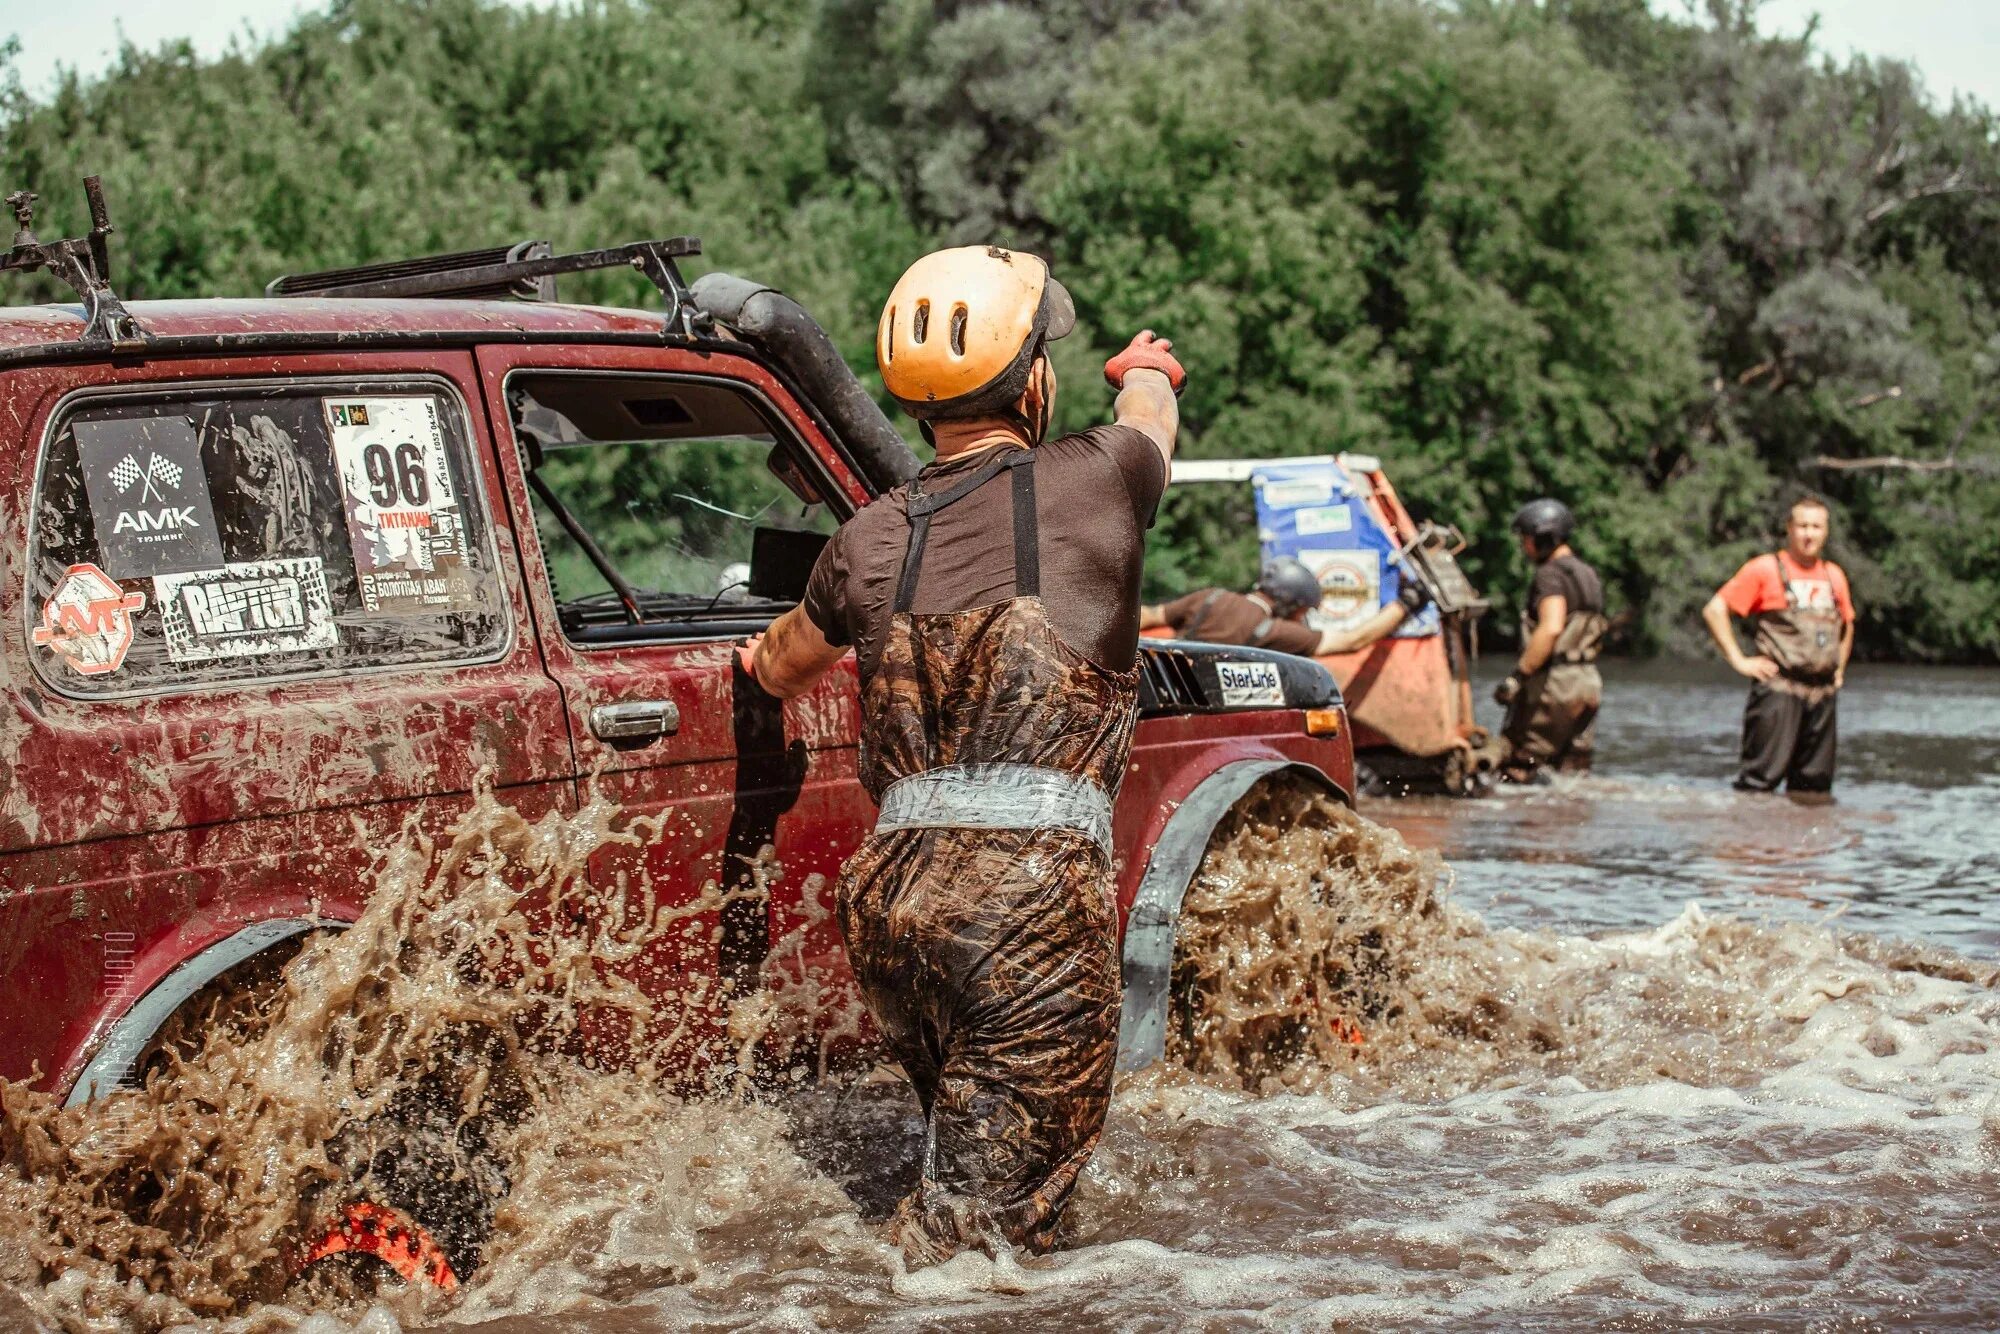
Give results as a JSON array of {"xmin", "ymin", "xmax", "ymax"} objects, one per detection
[
  {"xmin": 64, "ymin": 917, "xmax": 341, "ymax": 1107},
  {"xmin": 1116, "ymin": 758, "xmax": 1342, "ymax": 1071}
]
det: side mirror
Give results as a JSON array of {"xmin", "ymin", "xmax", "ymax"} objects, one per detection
[{"xmin": 749, "ymin": 527, "xmax": 829, "ymax": 603}]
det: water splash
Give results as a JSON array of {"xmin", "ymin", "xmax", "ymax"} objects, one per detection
[{"xmin": 6, "ymin": 774, "xmax": 1997, "ymax": 1330}]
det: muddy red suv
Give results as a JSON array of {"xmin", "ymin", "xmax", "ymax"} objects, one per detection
[{"xmin": 0, "ymin": 199, "xmax": 1353, "ymax": 1118}]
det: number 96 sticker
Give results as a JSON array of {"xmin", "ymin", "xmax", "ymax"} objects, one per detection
[{"xmin": 326, "ymin": 397, "xmax": 474, "ymax": 613}]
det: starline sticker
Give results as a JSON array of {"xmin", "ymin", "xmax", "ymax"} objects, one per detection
[
  {"xmin": 325, "ymin": 396, "xmax": 475, "ymax": 614},
  {"xmin": 32, "ymin": 563, "xmax": 147, "ymax": 676},
  {"xmin": 153, "ymin": 557, "xmax": 339, "ymax": 663},
  {"xmin": 1216, "ymin": 659, "xmax": 1286, "ymax": 708}
]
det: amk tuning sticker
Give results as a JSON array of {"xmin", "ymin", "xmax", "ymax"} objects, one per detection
[
  {"xmin": 32, "ymin": 563, "xmax": 147, "ymax": 676},
  {"xmin": 153, "ymin": 557, "xmax": 340, "ymax": 663},
  {"xmin": 75, "ymin": 417, "xmax": 225, "ymax": 580},
  {"xmin": 324, "ymin": 397, "xmax": 474, "ymax": 613}
]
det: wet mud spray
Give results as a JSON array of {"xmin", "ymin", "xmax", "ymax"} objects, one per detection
[{"xmin": 7, "ymin": 775, "xmax": 2000, "ymax": 1331}]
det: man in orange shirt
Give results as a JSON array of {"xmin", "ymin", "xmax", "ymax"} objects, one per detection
[{"xmin": 1700, "ymin": 497, "xmax": 1856, "ymax": 793}]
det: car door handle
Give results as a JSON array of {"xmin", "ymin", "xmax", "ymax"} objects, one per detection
[{"xmin": 589, "ymin": 699, "xmax": 681, "ymax": 742}]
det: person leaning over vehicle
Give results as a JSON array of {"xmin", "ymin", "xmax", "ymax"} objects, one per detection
[
  {"xmin": 1700, "ymin": 496, "xmax": 1854, "ymax": 794},
  {"xmin": 1494, "ymin": 498, "xmax": 1609, "ymax": 783},
  {"xmin": 742, "ymin": 246, "xmax": 1181, "ymax": 1261},
  {"xmin": 1139, "ymin": 557, "xmax": 1429, "ymax": 657}
]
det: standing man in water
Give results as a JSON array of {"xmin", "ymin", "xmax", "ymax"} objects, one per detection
[
  {"xmin": 1494, "ymin": 498, "xmax": 1609, "ymax": 782},
  {"xmin": 743, "ymin": 246, "xmax": 1180, "ymax": 1260},
  {"xmin": 1139, "ymin": 556, "xmax": 1430, "ymax": 657},
  {"xmin": 1701, "ymin": 497, "xmax": 1854, "ymax": 794}
]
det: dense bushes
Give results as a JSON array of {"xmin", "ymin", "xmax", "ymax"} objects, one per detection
[{"xmin": 4, "ymin": 0, "xmax": 1994, "ymax": 659}]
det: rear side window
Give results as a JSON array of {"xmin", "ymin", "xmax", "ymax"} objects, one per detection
[{"xmin": 27, "ymin": 380, "xmax": 507, "ymax": 696}]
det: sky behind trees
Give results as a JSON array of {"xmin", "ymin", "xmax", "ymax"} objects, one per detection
[{"xmin": 8, "ymin": 0, "xmax": 2000, "ymax": 108}]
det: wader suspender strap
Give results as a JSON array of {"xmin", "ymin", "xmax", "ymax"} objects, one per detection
[
  {"xmin": 893, "ymin": 450, "xmax": 1039, "ymax": 614},
  {"xmin": 1773, "ymin": 552, "xmax": 1797, "ymax": 609},
  {"xmin": 1180, "ymin": 589, "xmax": 1226, "ymax": 642}
]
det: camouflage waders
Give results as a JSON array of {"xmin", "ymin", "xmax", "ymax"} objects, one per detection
[
  {"xmin": 837, "ymin": 447, "xmax": 1137, "ymax": 1260},
  {"xmin": 1503, "ymin": 601, "xmax": 1609, "ymax": 778}
]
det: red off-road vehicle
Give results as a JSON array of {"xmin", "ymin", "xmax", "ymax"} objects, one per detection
[{"xmin": 0, "ymin": 184, "xmax": 1353, "ymax": 1275}]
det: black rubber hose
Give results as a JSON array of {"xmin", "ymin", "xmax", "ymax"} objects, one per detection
[{"xmin": 691, "ymin": 272, "xmax": 919, "ymax": 491}]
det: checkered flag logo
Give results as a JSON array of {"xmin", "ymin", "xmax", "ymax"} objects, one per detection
[{"xmin": 109, "ymin": 452, "xmax": 183, "ymax": 503}]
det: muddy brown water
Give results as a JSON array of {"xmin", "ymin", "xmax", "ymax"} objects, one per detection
[{"xmin": 4, "ymin": 661, "xmax": 1997, "ymax": 1332}]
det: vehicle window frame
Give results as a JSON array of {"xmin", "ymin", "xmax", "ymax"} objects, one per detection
[
  {"xmin": 24, "ymin": 371, "xmax": 515, "ymax": 702},
  {"xmin": 501, "ymin": 367, "xmax": 848, "ymax": 651}
]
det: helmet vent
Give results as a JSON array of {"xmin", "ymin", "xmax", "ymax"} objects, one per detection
[
  {"xmin": 949, "ymin": 304, "xmax": 968, "ymax": 356},
  {"xmin": 913, "ymin": 300, "xmax": 930, "ymax": 344},
  {"xmin": 882, "ymin": 306, "xmax": 895, "ymax": 361}
]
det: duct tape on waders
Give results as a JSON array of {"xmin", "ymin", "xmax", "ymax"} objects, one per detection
[{"xmin": 874, "ymin": 762, "xmax": 1113, "ymax": 856}]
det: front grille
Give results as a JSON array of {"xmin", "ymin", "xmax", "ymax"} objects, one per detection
[{"xmin": 1138, "ymin": 645, "xmax": 1209, "ymax": 715}]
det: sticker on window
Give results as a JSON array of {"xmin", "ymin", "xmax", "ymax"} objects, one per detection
[
  {"xmin": 325, "ymin": 397, "xmax": 474, "ymax": 613},
  {"xmin": 1258, "ymin": 478, "xmax": 1332, "ymax": 508},
  {"xmin": 1299, "ymin": 548, "xmax": 1380, "ymax": 631},
  {"xmin": 153, "ymin": 558, "xmax": 339, "ymax": 663},
  {"xmin": 75, "ymin": 417, "xmax": 225, "ymax": 579},
  {"xmin": 32, "ymin": 563, "xmax": 147, "ymax": 677},
  {"xmin": 1294, "ymin": 505, "xmax": 1354, "ymax": 537},
  {"xmin": 1216, "ymin": 659, "xmax": 1285, "ymax": 708}
]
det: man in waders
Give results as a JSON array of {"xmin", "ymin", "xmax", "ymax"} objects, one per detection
[
  {"xmin": 1494, "ymin": 498, "xmax": 1609, "ymax": 782},
  {"xmin": 743, "ymin": 246, "xmax": 1181, "ymax": 1259},
  {"xmin": 1139, "ymin": 557, "xmax": 1430, "ymax": 657},
  {"xmin": 1701, "ymin": 497, "xmax": 1854, "ymax": 794}
]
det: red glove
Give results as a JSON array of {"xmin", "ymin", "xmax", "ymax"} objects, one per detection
[{"xmin": 1104, "ymin": 330, "xmax": 1185, "ymax": 395}]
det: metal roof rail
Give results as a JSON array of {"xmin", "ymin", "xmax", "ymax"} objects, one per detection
[
  {"xmin": 1, "ymin": 176, "xmax": 145, "ymax": 348},
  {"xmin": 267, "ymin": 236, "xmax": 711, "ymax": 338},
  {"xmin": 267, "ymin": 240, "xmax": 559, "ymax": 301}
]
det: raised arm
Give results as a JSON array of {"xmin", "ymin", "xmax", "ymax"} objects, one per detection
[{"xmin": 1105, "ymin": 331, "xmax": 1185, "ymax": 470}]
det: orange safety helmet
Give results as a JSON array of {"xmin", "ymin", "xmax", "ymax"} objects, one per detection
[{"xmin": 876, "ymin": 245, "xmax": 1075, "ymax": 423}]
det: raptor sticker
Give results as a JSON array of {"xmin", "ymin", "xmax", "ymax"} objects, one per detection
[
  {"xmin": 1216, "ymin": 660, "xmax": 1285, "ymax": 708},
  {"xmin": 75, "ymin": 417, "xmax": 225, "ymax": 579},
  {"xmin": 326, "ymin": 396, "xmax": 474, "ymax": 613},
  {"xmin": 32, "ymin": 563, "xmax": 147, "ymax": 677},
  {"xmin": 154, "ymin": 558, "xmax": 339, "ymax": 663}
]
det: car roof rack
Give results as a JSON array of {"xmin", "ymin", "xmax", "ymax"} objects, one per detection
[
  {"xmin": 266, "ymin": 235, "xmax": 709, "ymax": 338},
  {"xmin": 1, "ymin": 176, "xmax": 145, "ymax": 348}
]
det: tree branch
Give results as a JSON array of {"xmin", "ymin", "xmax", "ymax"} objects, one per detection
[
  {"xmin": 1864, "ymin": 169, "xmax": 1986, "ymax": 223},
  {"xmin": 1811, "ymin": 453, "xmax": 1989, "ymax": 474}
]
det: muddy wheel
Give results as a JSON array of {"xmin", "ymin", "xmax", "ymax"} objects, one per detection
[
  {"xmin": 1163, "ymin": 775, "xmax": 1432, "ymax": 1088},
  {"xmin": 293, "ymin": 1019, "xmax": 522, "ymax": 1296},
  {"xmin": 116, "ymin": 936, "xmax": 507, "ymax": 1296}
]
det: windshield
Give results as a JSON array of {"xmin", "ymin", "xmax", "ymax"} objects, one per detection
[{"xmin": 509, "ymin": 374, "xmax": 837, "ymax": 635}]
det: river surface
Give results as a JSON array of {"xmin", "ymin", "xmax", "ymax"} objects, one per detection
[{"xmin": 7, "ymin": 663, "xmax": 1998, "ymax": 1333}]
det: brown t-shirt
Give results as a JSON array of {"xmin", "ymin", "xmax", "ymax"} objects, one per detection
[
  {"xmin": 802, "ymin": 425, "xmax": 1166, "ymax": 676},
  {"xmin": 1159, "ymin": 588, "xmax": 1321, "ymax": 657},
  {"xmin": 1527, "ymin": 555, "xmax": 1604, "ymax": 617}
]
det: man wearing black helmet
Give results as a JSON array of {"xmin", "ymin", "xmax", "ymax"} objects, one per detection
[
  {"xmin": 1495, "ymin": 498, "xmax": 1609, "ymax": 782},
  {"xmin": 1139, "ymin": 556, "xmax": 1430, "ymax": 657}
]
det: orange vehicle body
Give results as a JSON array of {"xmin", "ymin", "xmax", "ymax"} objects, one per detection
[
  {"xmin": 1155, "ymin": 454, "xmax": 1491, "ymax": 792},
  {"xmin": 1314, "ymin": 461, "xmax": 1478, "ymax": 762}
]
